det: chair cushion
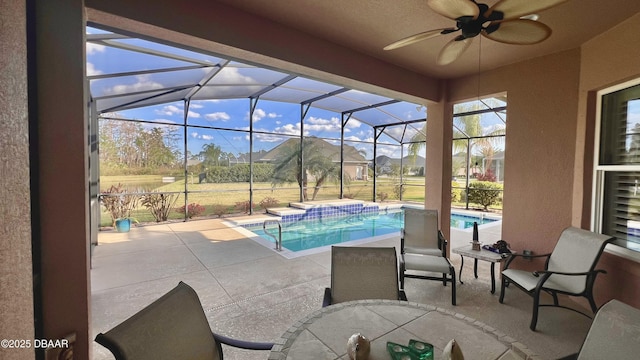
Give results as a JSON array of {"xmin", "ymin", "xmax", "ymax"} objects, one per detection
[
  {"xmin": 404, "ymin": 246, "xmax": 443, "ymax": 257},
  {"xmin": 502, "ymin": 269, "xmax": 585, "ymax": 294},
  {"xmin": 403, "ymin": 254, "xmax": 452, "ymax": 274}
]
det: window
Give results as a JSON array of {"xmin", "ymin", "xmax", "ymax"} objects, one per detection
[{"xmin": 593, "ymin": 79, "xmax": 640, "ymax": 253}]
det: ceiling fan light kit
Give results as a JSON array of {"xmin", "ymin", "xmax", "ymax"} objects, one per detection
[{"xmin": 384, "ymin": 0, "xmax": 569, "ymax": 65}]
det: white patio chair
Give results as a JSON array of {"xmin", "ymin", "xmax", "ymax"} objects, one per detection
[
  {"xmin": 323, "ymin": 246, "xmax": 407, "ymax": 306},
  {"xmin": 558, "ymin": 299, "xmax": 640, "ymax": 360},
  {"xmin": 400, "ymin": 208, "xmax": 456, "ymax": 305},
  {"xmin": 95, "ymin": 282, "xmax": 274, "ymax": 359},
  {"xmin": 499, "ymin": 226, "xmax": 614, "ymax": 330}
]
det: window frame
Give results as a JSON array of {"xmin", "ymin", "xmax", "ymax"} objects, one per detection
[{"xmin": 592, "ymin": 77, "xmax": 640, "ymax": 262}]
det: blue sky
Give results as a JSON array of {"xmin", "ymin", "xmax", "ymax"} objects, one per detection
[{"xmin": 87, "ymin": 26, "xmax": 512, "ymax": 160}]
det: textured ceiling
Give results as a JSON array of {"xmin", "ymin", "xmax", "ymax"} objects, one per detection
[{"xmin": 214, "ymin": 0, "xmax": 640, "ymax": 79}]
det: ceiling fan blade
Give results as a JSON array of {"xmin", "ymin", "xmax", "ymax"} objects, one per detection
[
  {"xmin": 384, "ymin": 28, "xmax": 454, "ymax": 50},
  {"xmin": 482, "ymin": 19, "xmax": 552, "ymax": 45},
  {"xmin": 437, "ymin": 38, "xmax": 473, "ymax": 65},
  {"xmin": 485, "ymin": 0, "xmax": 569, "ymax": 20},
  {"xmin": 428, "ymin": 0, "xmax": 480, "ymax": 20}
]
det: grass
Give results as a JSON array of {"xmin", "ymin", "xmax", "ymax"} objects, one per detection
[{"xmin": 99, "ymin": 176, "xmax": 427, "ymax": 227}]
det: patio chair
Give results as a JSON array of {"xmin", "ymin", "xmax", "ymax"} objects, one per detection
[
  {"xmin": 401, "ymin": 208, "xmax": 447, "ymax": 257},
  {"xmin": 323, "ymin": 246, "xmax": 407, "ymax": 307},
  {"xmin": 399, "ymin": 208, "xmax": 456, "ymax": 305},
  {"xmin": 557, "ymin": 299, "xmax": 640, "ymax": 360},
  {"xmin": 499, "ymin": 226, "xmax": 614, "ymax": 331},
  {"xmin": 95, "ymin": 282, "xmax": 274, "ymax": 360}
]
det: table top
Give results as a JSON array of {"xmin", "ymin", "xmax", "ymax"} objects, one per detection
[
  {"xmin": 268, "ymin": 300, "xmax": 533, "ymax": 360},
  {"xmin": 452, "ymin": 245, "xmax": 508, "ymax": 262}
]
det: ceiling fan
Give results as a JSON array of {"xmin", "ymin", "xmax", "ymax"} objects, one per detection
[{"xmin": 384, "ymin": 0, "xmax": 569, "ymax": 65}]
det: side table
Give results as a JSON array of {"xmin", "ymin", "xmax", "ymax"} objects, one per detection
[{"xmin": 451, "ymin": 245, "xmax": 508, "ymax": 294}]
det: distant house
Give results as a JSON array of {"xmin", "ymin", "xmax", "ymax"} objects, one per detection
[
  {"xmin": 372, "ymin": 155, "xmax": 425, "ymax": 175},
  {"xmin": 256, "ymin": 137, "xmax": 369, "ymax": 181}
]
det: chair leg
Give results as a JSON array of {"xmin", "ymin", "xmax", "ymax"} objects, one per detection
[
  {"xmin": 450, "ymin": 266, "xmax": 456, "ymax": 306},
  {"xmin": 400, "ymin": 262, "xmax": 405, "ymax": 289},
  {"xmin": 530, "ymin": 288, "xmax": 541, "ymax": 331},
  {"xmin": 587, "ymin": 294, "xmax": 598, "ymax": 313},
  {"xmin": 551, "ymin": 292, "xmax": 559, "ymax": 306},
  {"xmin": 442, "ymin": 273, "xmax": 447, "ymax": 286},
  {"xmin": 499, "ymin": 277, "xmax": 507, "ymax": 303}
]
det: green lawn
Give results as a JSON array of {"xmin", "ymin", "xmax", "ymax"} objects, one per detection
[{"xmin": 98, "ymin": 175, "xmax": 426, "ymax": 227}]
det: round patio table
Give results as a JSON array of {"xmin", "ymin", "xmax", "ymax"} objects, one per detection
[{"xmin": 268, "ymin": 299, "xmax": 533, "ymax": 360}]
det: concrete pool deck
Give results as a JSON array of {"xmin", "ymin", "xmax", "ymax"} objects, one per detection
[{"xmin": 91, "ymin": 213, "xmax": 591, "ymax": 360}]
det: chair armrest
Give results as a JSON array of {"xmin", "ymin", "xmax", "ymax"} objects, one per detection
[
  {"xmin": 503, "ymin": 252, "xmax": 551, "ymax": 269},
  {"xmin": 438, "ymin": 230, "xmax": 448, "ymax": 255},
  {"xmin": 399, "ymin": 290, "xmax": 408, "ymax": 301},
  {"xmin": 400, "ymin": 229, "xmax": 405, "ymax": 253},
  {"xmin": 212, "ymin": 333, "xmax": 274, "ymax": 351},
  {"xmin": 322, "ymin": 288, "xmax": 332, "ymax": 307},
  {"xmin": 533, "ymin": 269, "xmax": 607, "ymax": 277}
]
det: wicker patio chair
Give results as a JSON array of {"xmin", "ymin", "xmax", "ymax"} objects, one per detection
[
  {"xmin": 323, "ymin": 246, "xmax": 407, "ymax": 307},
  {"xmin": 499, "ymin": 226, "xmax": 614, "ymax": 330},
  {"xmin": 95, "ymin": 282, "xmax": 274, "ymax": 360},
  {"xmin": 399, "ymin": 208, "xmax": 456, "ymax": 305}
]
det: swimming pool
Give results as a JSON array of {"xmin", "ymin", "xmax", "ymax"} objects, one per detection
[{"xmin": 243, "ymin": 210, "xmax": 497, "ymax": 253}]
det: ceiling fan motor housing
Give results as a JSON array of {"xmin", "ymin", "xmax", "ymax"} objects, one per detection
[{"xmin": 456, "ymin": 2, "xmax": 504, "ymax": 39}]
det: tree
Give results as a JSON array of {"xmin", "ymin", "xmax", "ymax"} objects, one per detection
[
  {"xmin": 271, "ymin": 138, "xmax": 341, "ymax": 201},
  {"xmin": 452, "ymin": 104, "xmax": 505, "ymax": 179},
  {"xmin": 199, "ymin": 143, "xmax": 223, "ymax": 168}
]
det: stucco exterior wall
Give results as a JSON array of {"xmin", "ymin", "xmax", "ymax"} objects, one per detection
[
  {"xmin": 577, "ymin": 13, "xmax": 640, "ymax": 307},
  {"xmin": 0, "ymin": 1, "xmax": 35, "ymax": 359},
  {"xmin": 447, "ymin": 49, "xmax": 582, "ymax": 261},
  {"xmin": 35, "ymin": 0, "xmax": 91, "ymax": 358}
]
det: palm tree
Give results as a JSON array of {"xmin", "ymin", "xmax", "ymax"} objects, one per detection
[{"xmin": 271, "ymin": 138, "xmax": 341, "ymax": 201}]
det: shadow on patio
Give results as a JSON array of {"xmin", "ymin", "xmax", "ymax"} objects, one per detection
[{"xmin": 91, "ymin": 217, "xmax": 591, "ymax": 360}]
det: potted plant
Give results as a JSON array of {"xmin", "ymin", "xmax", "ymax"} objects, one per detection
[{"xmin": 100, "ymin": 184, "xmax": 139, "ymax": 232}]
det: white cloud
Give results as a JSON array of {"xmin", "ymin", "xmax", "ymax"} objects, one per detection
[
  {"xmin": 104, "ymin": 75, "xmax": 164, "ymax": 95},
  {"xmin": 86, "ymin": 62, "xmax": 102, "ymax": 76},
  {"xmin": 156, "ymin": 105, "xmax": 181, "ymax": 116},
  {"xmin": 190, "ymin": 103, "xmax": 204, "ymax": 109},
  {"xmin": 187, "ymin": 110, "xmax": 201, "ymax": 118},
  {"xmin": 252, "ymin": 108, "xmax": 266, "ymax": 121},
  {"xmin": 344, "ymin": 135, "xmax": 362, "ymax": 141},
  {"xmin": 268, "ymin": 112, "xmax": 279, "ymax": 118},
  {"xmin": 216, "ymin": 67, "xmax": 256, "ymax": 84},
  {"xmin": 151, "ymin": 119, "xmax": 179, "ymax": 125},
  {"xmin": 190, "ymin": 131, "xmax": 214, "ymax": 141},
  {"xmin": 254, "ymin": 133, "xmax": 289, "ymax": 143},
  {"xmin": 274, "ymin": 123, "xmax": 303, "ymax": 136},
  {"xmin": 86, "ymin": 42, "xmax": 105, "ymax": 55},
  {"xmin": 346, "ymin": 118, "xmax": 362, "ymax": 129},
  {"xmin": 305, "ymin": 116, "xmax": 342, "ymax": 133},
  {"xmin": 205, "ymin": 112, "xmax": 231, "ymax": 121}
]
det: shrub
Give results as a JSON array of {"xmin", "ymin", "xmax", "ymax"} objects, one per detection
[
  {"xmin": 475, "ymin": 168, "xmax": 497, "ymax": 182},
  {"xmin": 100, "ymin": 183, "xmax": 139, "ymax": 226},
  {"xmin": 259, "ymin": 197, "xmax": 279, "ymax": 212},
  {"xmin": 451, "ymin": 181, "xmax": 463, "ymax": 203},
  {"xmin": 176, "ymin": 203, "xmax": 206, "ymax": 219},
  {"xmin": 211, "ymin": 204, "xmax": 228, "ymax": 218},
  {"xmin": 393, "ymin": 183, "xmax": 406, "ymax": 200},
  {"xmin": 467, "ymin": 181, "xmax": 503, "ymax": 210},
  {"xmin": 377, "ymin": 192, "xmax": 389, "ymax": 202},
  {"xmin": 235, "ymin": 200, "xmax": 253, "ymax": 214},
  {"xmin": 141, "ymin": 192, "xmax": 179, "ymax": 222}
]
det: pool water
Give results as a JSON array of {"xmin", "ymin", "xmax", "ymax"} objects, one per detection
[
  {"xmin": 451, "ymin": 213, "xmax": 497, "ymax": 229},
  {"xmin": 246, "ymin": 210, "xmax": 497, "ymax": 252}
]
